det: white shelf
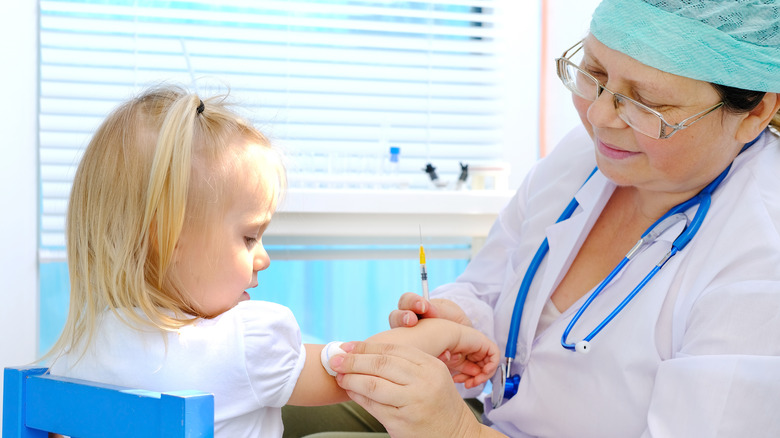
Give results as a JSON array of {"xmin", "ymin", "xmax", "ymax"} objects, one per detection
[{"xmin": 265, "ymin": 188, "xmax": 513, "ymax": 259}]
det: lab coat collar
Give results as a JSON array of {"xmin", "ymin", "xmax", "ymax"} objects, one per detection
[
  {"xmin": 543, "ymin": 168, "xmax": 614, "ymax": 294},
  {"xmin": 574, "ymin": 169, "xmax": 614, "ymax": 214}
]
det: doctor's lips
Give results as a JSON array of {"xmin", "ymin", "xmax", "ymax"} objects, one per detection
[{"xmin": 597, "ymin": 139, "xmax": 638, "ymax": 160}]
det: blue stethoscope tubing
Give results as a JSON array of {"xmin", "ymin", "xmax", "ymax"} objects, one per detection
[
  {"xmin": 561, "ymin": 168, "xmax": 728, "ymax": 352},
  {"xmin": 496, "ymin": 136, "xmax": 761, "ymax": 408}
]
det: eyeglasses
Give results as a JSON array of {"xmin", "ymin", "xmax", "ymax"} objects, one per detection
[{"xmin": 555, "ymin": 40, "xmax": 724, "ymax": 140}]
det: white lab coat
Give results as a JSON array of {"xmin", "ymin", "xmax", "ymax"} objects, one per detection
[{"xmin": 432, "ymin": 126, "xmax": 780, "ymax": 438}]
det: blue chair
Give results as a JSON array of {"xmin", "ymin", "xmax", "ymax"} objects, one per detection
[{"xmin": 3, "ymin": 366, "xmax": 214, "ymax": 437}]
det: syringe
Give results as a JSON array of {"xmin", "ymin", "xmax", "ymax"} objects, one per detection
[{"xmin": 419, "ymin": 227, "xmax": 429, "ymax": 301}]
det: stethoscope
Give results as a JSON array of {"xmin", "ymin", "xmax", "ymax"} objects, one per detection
[{"xmin": 491, "ymin": 136, "xmax": 761, "ymax": 410}]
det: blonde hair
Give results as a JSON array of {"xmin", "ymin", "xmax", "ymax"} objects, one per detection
[{"xmin": 45, "ymin": 85, "xmax": 285, "ymax": 362}]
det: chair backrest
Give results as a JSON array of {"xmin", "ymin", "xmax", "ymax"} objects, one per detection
[{"xmin": 3, "ymin": 366, "xmax": 214, "ymax": 438}]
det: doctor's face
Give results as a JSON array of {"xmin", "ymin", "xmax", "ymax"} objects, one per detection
[{"xmin": 572, "ymin": 36, "xmax": 745, "ymax": 198}]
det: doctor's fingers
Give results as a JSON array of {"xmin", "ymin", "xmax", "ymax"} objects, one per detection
[
  {"xmin": 391, "ymin": 294, "xmax": 472, "ymax": 328},
  {"xmin": 396, "ymin": 292, "xmax": 428, "ymax": 313},
  {"xmin": 389, "ymin": 293, "xmax": 426, "ymax": 328},
  {"xmin": 388, "ymin": 309, "xmax": 420, "ymax": 328},
  {"xmin": 341, "ymin": 367, "xmax": 479, "ymax": 438},
  {"xmin": 331, "ymin": 343, "xmax": 432, "ymax": 384},
  {"xmin": 335, "ymin": 353, "xmax": 454, "ymax": 408}
]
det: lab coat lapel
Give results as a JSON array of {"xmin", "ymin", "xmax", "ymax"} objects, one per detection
[{"xmin": 517, "ymin": 171, "xmax": 615, "ymax": 361}]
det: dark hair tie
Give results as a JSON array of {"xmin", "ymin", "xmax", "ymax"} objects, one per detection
[{"xmin": 196, "ymin": 99, "xmax": 205, "ymax": 115}]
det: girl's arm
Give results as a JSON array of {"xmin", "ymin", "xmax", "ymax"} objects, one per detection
[{"xmin": 287, "ymin": 344, "xmax": 350, "ymax": 406}]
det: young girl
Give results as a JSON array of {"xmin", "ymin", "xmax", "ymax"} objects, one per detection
[{"xmin": 46, "ymin": 85, "xmax": 499, "ymax": 437}]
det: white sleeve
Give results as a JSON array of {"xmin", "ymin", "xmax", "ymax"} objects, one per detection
[
  {"xmin": 239, "ymin": 302, "xmax": 307, "ymax": 408},
  {"xmin": 643, "ymin": 280, "xmax": 780, "ymax": 437}
]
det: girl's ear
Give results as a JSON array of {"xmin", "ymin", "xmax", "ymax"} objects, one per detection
[{"xmin": 735, "ymin": 92, "xmax": 780, "ymax": 143}]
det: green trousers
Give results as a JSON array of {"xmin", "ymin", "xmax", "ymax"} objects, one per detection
[{"xmin": 281, "ymin": 399, "xmax": 484, "ymax": 438}]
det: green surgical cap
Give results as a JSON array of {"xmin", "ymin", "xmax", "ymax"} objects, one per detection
[{"xmin": 590, "ymin": 0, "xmax": 780, "ymax": 92}]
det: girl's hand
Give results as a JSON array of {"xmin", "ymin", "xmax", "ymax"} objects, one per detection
[
  {"xmin": 388, "ymin": 293, "xmax": 472, "ymax": 329},
  {"xmin": 331, "ymin": 342, "xmax": 486, "ymax": 438},
  {"xmin": 439, "ymin": 324, "xmax": 500, "ymax": 388}
]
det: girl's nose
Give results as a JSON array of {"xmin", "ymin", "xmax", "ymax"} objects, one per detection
[{"xmin": 254, "ymin": 242, "xmax": 270, "ymax": 272}]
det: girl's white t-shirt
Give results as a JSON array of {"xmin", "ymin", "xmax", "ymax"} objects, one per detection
[{"xmin": 50, "ymin": 300, "xmax": 306, "ymax": 437}]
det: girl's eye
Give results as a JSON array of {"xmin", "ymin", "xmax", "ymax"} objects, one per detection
[{"xmin": 245, "ymin": 237, "xmax": 258, "ymax": 248}]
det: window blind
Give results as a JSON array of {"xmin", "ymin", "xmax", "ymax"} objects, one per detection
[{"xmin": 39, "ymin": 0, "xmax": 505, "ymax": 257}]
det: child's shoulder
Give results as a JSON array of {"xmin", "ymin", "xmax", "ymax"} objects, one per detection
[
  {"xmin": 224, "ymin": 301, "xmax": 305, "ymax": 375},
  {"xmin": 229, "ymin": 299, "xmax": 296, "ymax": 322},
  {"xmin": 213, "ymin": 300, "xmax": 301, "ymax": 339}
]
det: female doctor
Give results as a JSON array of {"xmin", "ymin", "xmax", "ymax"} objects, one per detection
[{"xmin": 323, "ymin": 0, "xmax": 780, "ymax": 437}]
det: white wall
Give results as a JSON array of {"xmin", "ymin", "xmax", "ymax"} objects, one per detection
[
  {"xmin": 542, "ymin": 0, "xmax": 601, "ymax": 155},
  {"xmin": 497, "ymin": 0, "xmax": 601, "ymax": 190},
  {"xmin": 0, "ymin": 1, "xmax": 39, "ymax": 429},
  {"xmin": 493, "ymin": 1, "xmax": 542, "ymax": 190}
]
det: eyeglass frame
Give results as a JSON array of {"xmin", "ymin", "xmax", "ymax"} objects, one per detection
[{"xmin": 555, "ymin": 40, "xmax": 724, "ymax": 140}]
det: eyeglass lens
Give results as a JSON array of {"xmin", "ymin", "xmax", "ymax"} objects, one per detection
[{"xmin": 560, "ymin": 60, "xmax": 662, "ymax": 139}]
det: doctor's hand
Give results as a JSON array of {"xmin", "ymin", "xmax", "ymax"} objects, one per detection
[
  {"xmin": 331, "ymin": 342, "xmax": 504, "ymax": 438},
  {"xmin": 389, "ymin": 292, "xmax": 472, "ymax": 329}
]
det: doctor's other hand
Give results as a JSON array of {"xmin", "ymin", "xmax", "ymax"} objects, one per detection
[
  {"xmin": 389, "ymin": 292, "xmax": 472, "ymax": 329},
  {"xmin": 331, "ymin": 342, "xmax": 503, "ymax": 438}
]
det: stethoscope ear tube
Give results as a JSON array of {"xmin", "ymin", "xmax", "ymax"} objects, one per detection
[{"xmin": 560, "ymin": 211, "xmax": 689, "ymax": 350}]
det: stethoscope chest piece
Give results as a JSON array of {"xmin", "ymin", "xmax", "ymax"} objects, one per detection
[
  {"xmin": 575, "ymin": 340, "xmax": 591, "ymax": 353},
  {"xmin": 492, "ymin": 361, "xmax": 520, "ymax": 409}
]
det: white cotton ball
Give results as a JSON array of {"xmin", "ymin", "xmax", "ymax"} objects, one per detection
[{"xmin": 320, "ymin": 341, "xmax": 346, "ymax": 376}]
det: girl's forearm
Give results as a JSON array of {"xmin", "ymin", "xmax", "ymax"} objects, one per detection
[{"xmin": 366, "ymin": 318, "xmax": 457, "ymax": 357}]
